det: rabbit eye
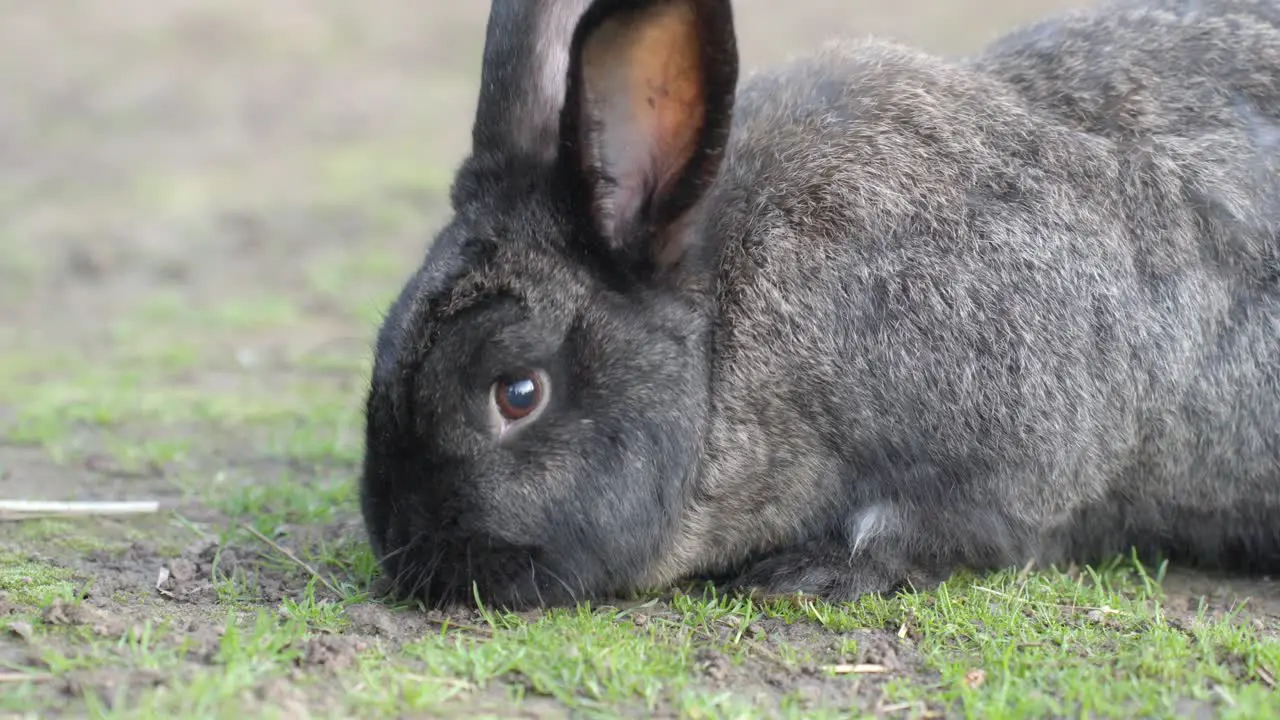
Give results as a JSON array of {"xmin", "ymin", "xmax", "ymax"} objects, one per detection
[{"xmin": 493, "ymin": 372, "xmax": 545, "ymax": 422}]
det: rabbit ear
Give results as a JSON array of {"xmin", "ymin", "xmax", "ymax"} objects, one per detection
[
  {"xmin": 471, "ymin": 0, "xmax": 596, "ymax": 161},
  {"xmin": 561, "ymin": 0, "xmax": 738, "ymax": 272}
]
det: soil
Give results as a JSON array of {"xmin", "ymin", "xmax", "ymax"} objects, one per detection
[{"xmin": 3, "ymin": 0, "xmax": 1278, "ymax": 717}]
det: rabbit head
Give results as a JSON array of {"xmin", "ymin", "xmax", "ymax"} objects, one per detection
[{"xmin": 359, "ymin": 0, "xmax": 739, "ymax": 608}]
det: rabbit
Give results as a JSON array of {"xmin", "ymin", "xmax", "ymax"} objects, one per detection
[{"xmin": 359, "ymin": 0, "xmax": 1280, "ymax": 609}]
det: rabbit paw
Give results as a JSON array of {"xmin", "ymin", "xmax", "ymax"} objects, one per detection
[{"xmin": 728, "ymin": 542, "xmax": 947, "ymax": 603}]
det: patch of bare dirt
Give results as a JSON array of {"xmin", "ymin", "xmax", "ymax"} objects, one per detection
[
  {"xmin": 1160, "ymin": 569, "xmax": 1280, "ymax": 636},
  {"xmin": 0, "ymin": 447, "xmax": 177, "ymax": 506}
]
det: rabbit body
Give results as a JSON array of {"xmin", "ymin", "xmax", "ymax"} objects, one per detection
[{"xmin": 360, "ymin": 0, "xmax": 1280, "ymax": 607}]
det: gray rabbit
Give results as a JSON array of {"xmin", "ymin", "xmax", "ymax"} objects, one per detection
[{"xmin": 359, "ymin": 0, "xmax": 1280, "ymax": 608}]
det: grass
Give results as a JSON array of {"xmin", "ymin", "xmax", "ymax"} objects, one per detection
[
  {"xmin": 5, "ymin": 540, "xmax": 1278, "ymax": 718},
  {"xmin": 0, "ymin": 552, "xmax": 79, "ymax": 607}
]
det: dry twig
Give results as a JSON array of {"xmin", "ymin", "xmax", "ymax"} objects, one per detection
[
  {"xmin": 823, "ymin": 663, "xmax": 889, "ymax": 675},
  {"xmin": 239, "ymin": 522, "xmax": 341, "ymax": 597},
  {"xmin": 0, "ymin": 671, "xmax": 54, "ymax": 683},
  {"xmin": 0, "ymin": 499, "xmax": 160, "ymax": 521},
  {"xmin": 973, "ymin": 585, "xmax": 1122, "ymax": 616}
]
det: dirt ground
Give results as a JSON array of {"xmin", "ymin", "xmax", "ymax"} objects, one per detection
[{"xmin": 3, "ymin": 0, "xmax": 1280, "ymax": 717}]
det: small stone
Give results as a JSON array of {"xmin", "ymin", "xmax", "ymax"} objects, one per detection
[
  {"xmin": 167, "ymin": 558, "xmax": 199, "ymax": 583},
  {"xmin": 7, "ymin": 621, "xmax": 34, "ymax": 642},
  {"xmin": 695, "ymin": 649, "xmax": 732, "ymax": 682}
]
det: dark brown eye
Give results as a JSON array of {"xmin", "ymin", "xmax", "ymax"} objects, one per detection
[{"xmin": 493, "ymin": 372, "xmax": 544, "ymax": 422}]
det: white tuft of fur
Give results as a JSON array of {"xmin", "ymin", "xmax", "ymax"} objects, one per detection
[{"xmin": 847, "ymin": 503, "xmax": 896, "ymax": 556}]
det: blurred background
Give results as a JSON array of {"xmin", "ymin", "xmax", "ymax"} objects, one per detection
[{"xmin": 1, "ymin": 0, "xmax": 1090, "ymax": 354}]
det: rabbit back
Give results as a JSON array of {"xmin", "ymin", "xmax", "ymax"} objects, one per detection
[{"xmin": 667, "ymin": 0, "xmax": 1280, "ymax": 584}]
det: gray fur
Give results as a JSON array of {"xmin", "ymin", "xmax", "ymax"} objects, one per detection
[{"xmin": 360, "ymin": 0, "xmax": 1280, "ymax": 608}]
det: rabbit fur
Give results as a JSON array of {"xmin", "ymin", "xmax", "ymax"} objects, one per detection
[{"xmin": 359, "ymin": 0, "xmax": 1280, "ymax": 608}]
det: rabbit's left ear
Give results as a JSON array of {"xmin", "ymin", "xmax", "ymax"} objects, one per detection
[{"xmin": 561, "ymin": 0, "xmax": 739, "ymax": 272}]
